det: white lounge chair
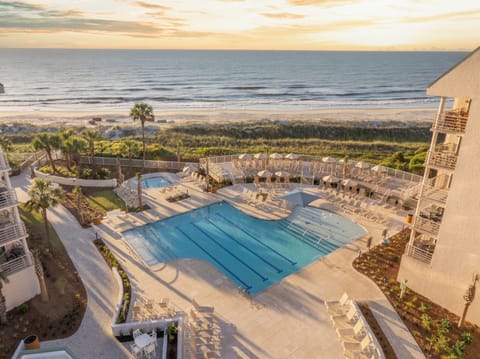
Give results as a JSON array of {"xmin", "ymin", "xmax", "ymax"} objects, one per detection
[
  {"xmin": 343, "ymin": 335, "xmax": 373, "ymax": 358},
  {"xmin": 325, "ymin": 292, "xmax": 350, "ymax": 314},
  {"xmin": 331, "ymin": 305, "xmax": 359, "ymax": 329},
  {"xmin": 337, "ymin": 319, "xmax": 366, "ymax": 342}
]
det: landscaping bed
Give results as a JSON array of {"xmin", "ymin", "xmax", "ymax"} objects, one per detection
[
  {"xmin": 93, "ymin": 238, "xmax": 131, "ymax": 324},
  {"xmin": 353, "ymin": 229, "xmax": 480, "ymax": 358},
  {"xmin": 0, "ymin": 206, "xmax": 87, "ymax": 359}
]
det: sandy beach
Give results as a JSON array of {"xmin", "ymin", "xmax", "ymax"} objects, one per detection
[{"xmin": 0, "ymin": 107, "xmax": 436, "ymax": 129}]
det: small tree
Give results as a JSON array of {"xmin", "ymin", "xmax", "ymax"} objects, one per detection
[
  {"xmin": 81, "ymin": 129, "xmax": 103, "ymax": 167},
  {"xmin": 32, "ymin": 133, "xmax": 60, "ymax": 172},
  {"xmin": 0, "ymin": 135, "xmax": 12, "ymax": 152},
  {"xmin": 25, "ymin": 178, "xmax": 64, "ymax": 242},
  {"xmin": 73, "ymin": 185, "xmax": 84, "ymax": 224},
  {"xmin": 130, "ymin": 103, "xmax": 154, "ymax": 163}
]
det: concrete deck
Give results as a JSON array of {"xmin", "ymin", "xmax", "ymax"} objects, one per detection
[{"xmin": 98, "ymin": 178, "xmax": 425, "ymax": 359}]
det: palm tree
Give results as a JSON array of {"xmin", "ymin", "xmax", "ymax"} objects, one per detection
[
  {"xmin": 121, "ymin": 140, "xmax": 141, "ymax": 164},
  {"xmin": 72, "ymin": 185, "xmax": 84, "ymax": 224},
  {"xmin": 61, "ymin": 136, "xmax": 87, "ymax": 171},
  {"xmin": 25, "ymin": 178, "xmax": 64, "ymax": 242},
  {"xmin": 0, "ymin": 268, "xmax": 9, "ymax": 324},
  {"xmin": 176, "ymin": 139, "xmax": 183, "ymax": 162},
  {"xmin": 32, "ymin": 133, "xmax": 60, "ymax": 172},
  {"xmin": 81, "ymin": 129, "xmax": 103, "ymax": 166},
  {"xmin": 129, "ymin": 103, "xmax": 154, "ymax": 162}
]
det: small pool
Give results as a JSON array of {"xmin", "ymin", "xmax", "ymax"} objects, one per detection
[
  {"xmin": 123, "ymin": 202, "xmax": 366, "ymax": 294},
  {"xmin": 141, "ymin": 175, "xmax": 172, "ymax": 188}
]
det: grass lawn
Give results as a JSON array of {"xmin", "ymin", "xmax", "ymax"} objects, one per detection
[
  {"xmin": 86, "ymin": 189, "xmax": 126, "ymax": 213},
  {"xmin": 19, "ymin": 203, "xmax": 63, "ymax": 253}
]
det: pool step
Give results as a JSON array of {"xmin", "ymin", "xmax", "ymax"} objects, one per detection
[{"xmin": 278, "ymin": 220, "xmax": 338, "ymax": 253}]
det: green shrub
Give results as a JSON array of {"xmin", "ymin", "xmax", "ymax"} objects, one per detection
[
  {"xmin": 17, "ymin": 303, "xmax": 29, "ymax": 314},
  {"xmin": 460, "ymin": 332, "xmax": 472, "ymax": 345},
  {"xmin": 421, "ymin": 314, "xmax": 432, "ymax": 331}
]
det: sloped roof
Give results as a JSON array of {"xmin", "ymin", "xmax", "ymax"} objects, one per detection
[{"xmin": 427, "ymin": 47, "xmax": 480, "ymax": 99}]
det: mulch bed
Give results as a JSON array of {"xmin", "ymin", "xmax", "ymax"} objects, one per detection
[
  {"xmin": 357, "ymin": 302, "xmax": 397, "ymax": 359},
  {"xmin": 0, "ymin": 228, "xmax": 87, "ymax": 359},
  {"xmin": 353, "ymin": 229, "xmax": 480, "ymax": 358}
]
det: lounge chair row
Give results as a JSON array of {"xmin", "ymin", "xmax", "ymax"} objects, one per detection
[{"xmin": 325, "ymin": 293, "xmax": 385, "ymax": 359}]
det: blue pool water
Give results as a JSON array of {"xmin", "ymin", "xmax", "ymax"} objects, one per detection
[
  {"xmin": 123, "ymin": 202, "xmax": 366, "ymax": 294},
  {"xmin": 141, "ymin": 175, "xmax": 172, "ymax": 188}
]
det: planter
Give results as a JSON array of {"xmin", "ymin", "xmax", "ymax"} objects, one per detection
[
  {"xmin": 93, "ymin": 217, "xmax": 103, "ymax": 225},
  {"xmin": 24, "ymin": 335, "xmax": 40, "ymax": 350}
]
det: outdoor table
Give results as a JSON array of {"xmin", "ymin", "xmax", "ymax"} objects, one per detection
[{"xmin": 134, "ymin": 333, "xmax": 154, "ymax": 349}]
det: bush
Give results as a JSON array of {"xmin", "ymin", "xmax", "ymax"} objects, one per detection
[{"xmin": 17, "ymin": 303, "xmax": 29, "ymax": 314}]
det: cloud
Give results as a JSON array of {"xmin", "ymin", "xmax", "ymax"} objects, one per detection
[
  {"xmin": 287, "ymin": 0, "xmax": 353, "ymax": 6},
  {"xmin": 0, "ymin": 0, "xmax": 45, "ymax": 11},
  {"xmin": 403, "ymin": 9, "xmax": 480, "ymax": 23},
  {"xmin": 261, "ymin": 12, "xmax": 305, "ymax": 19},
  {"xmin": 0, "ymin": 14, "xmax": 162, "ymax": 35},
  {"xmin": 134, "ymin": 1, "xmax": 171, "ymax": 10}
]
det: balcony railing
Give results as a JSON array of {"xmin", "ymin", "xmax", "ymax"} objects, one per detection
[
  {"xmin": 0, "ymin": 189, "xmax": 18, "ymax": 209},
  {"xmin": 406, "ymin": 244, "xmax": 433, "ymax": 264},
  {"xmin": 0, "ymin": 251, "xmax": 33, "ymax": 275},
  {"xmin": 421, "ymin": 184, "xmax": 449, "ymax": 204},
  {"xmin": 428, "ymin": 151, "xmax": 457, "ymax": 170},
  {"xmin": 0, "ymin": 222, "xmax": 27, "ymax": 247},
  {"xmin": 0, "ymin": 152, "xmax": 10, "ymax": 172},
  {"xmin": 433, "ymin": 109, "xmax": 468, "ymax": 134},
  {"xmin": 414, "ymin": 216, "xmax": 440, "ymax": 236}
]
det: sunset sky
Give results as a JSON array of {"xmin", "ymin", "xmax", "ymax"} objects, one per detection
[{"xmin": 0, "ymin": 0, "xmax": 479, "ymax": 50}]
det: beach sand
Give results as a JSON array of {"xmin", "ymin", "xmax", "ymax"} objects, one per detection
[{"xmin": 0, "ymin": 107, "xmax": 436, "ymax": 128}]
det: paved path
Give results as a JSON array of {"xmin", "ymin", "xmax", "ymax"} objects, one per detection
[{"xmin": 11, "ymin": 171, "xmax": 129, "ymax": 358}]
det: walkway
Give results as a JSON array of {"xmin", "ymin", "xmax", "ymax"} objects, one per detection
[{"xmin": 11, "ymin": 171, "xmax": 129, "ymax": 358}]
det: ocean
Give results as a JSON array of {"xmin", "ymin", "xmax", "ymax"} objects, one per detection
[{"xmin": 0, "ymin": 49, "xmax": 467, "ymax": 111}]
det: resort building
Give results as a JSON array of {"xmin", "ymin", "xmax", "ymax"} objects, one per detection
[
  {"xmin": 0, "ymin": 148, "xmax": 40, "ymax": 310},
  {"xmin": 398, "ymin": 47, "xmax": 480, "ymax": 325}
]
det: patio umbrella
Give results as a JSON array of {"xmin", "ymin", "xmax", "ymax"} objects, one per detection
[
  {"xmin": 254, "ymin": 153, "xmax": 267, "ymax": 159},
  {"xmin": 322, "ymin": 156, "xmax": 336, "ymax": 163},
  {"xmin": 285, "ymin": 153, "xmax": 299, "ymax": 160},
  {"xmin": 238, "ymin": 154, "xmax": 252, "ymax": 160},
  {"xmin": 322, "ymin": 175, "xmax": 340, "ymax": 183},
  {"xmin": 269, "ymin": 153, "xmax": 283, "ymax": 159},
  {"xmin": 355, "ymin": 161, "xmax": 370, "ymax": 169},
  {"xmin": 341, "ymin": 179, "xmax": 358, "ymax": 187},
  {"xmin": 275, "ymin": 171, "xmax": 291, "ymax": 177},
  {"xmin": 257, "ymin": 170, "xmax": 272, "ymax": 177},
  {"xmin": 371, "ymin": 165, "xmax": 387, "ymax": 173},
  {"xmin": 279, "ymin": 190, "xmax": 321, "ymax": 207}
]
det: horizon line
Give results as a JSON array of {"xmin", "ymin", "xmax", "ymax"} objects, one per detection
[{"xmin": 0, "ymin": 47, "xmax": 472, "ymax": 52}]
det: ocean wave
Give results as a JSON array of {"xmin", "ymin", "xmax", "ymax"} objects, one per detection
[{"xmin": 223, "ymin": 86, "xmax": 268, "ymax": 90}]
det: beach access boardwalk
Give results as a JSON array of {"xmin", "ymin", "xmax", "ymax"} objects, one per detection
[{"xmin": 11, "ymin": 171, "xmax": 130, "ymax": 359}]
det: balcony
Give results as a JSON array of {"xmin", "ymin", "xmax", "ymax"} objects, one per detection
[
  {"xmin": 414, "ymin": 216, "xmax": 440, "ymax": 236},
  {"xmin": 427, "ymin": 150, "xmax": 457, "ymax": 170},
  {"xmin": 0, "ymin": 222, "xmax": 27, "ymax": 247},
  {"xmin": 0, "ymin": 251, "xmax": 33, "ymax": 275},
  {"xmin": 433, "ymin": 109, "xmax": 468, "ymax": 134},
  {"xmin": 421, "ymin": 184, "xmax": 449, "ymax": 204},
  {"xmin": 406, "ymin": 244, "xmax": 433, "ymax": 264},
  {"xmin": 0, "ymin": 189, "xmax": 18, "ymax": 210},
  {"xmin": 0, "ymin": 152, "xmax": 10, "ymax": 172}
]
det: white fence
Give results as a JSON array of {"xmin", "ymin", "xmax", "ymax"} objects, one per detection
[
  {"xmin": 33, "ymin": 168, "xmax": 117, "ymax": 188},
  {"xmin": 79, "ymin": 156, "xmax": 189, "ymax": 171}
]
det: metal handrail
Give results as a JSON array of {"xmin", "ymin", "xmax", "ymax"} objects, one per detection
[
  {"xmin": 0, "ymin": 189, "xmax": 18, "ymax": 209},
  {"xmin": 406, "ymin": 244, "xmax": 433, "ymax": 264},
  {"xmin": 0, "ymin": 222, "xmax": 28, "ymax": 246},
  {"xmin": 414, "ymin": 216, "xmax": 440, "ymax": 236},
  {"xmin": 433, "ymin": 109, "xmax": 468, "ymax": 134},
  {"xmin": 427, "ymin": 150, "xmax": 457, "ymax": 170},
  {"xmin": 0, "ymin": 251, "xmax": 33, "ymax": 275}
]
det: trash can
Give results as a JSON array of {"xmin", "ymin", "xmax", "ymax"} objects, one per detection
[
  {"xmin": 406, "ymin": 214, "xmax": 413, "ymax": 224},
  {"xmin": 24, "ymin": 335, "xmax": 40, "ymax": 350}
]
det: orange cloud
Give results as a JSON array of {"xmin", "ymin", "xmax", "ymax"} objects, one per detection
[{"xmin": 261, "ymin": 12, "xmax": 305, "ymax": 19}]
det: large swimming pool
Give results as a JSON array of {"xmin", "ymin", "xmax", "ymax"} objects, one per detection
[{"xmin": 123, "ymin": 202, "xmax": 366, "ymax": 294}]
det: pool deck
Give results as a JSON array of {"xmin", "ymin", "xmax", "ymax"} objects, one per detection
[{"xmin": 98, "ymin": 178, "xmax": 424, "ymax": 359}]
